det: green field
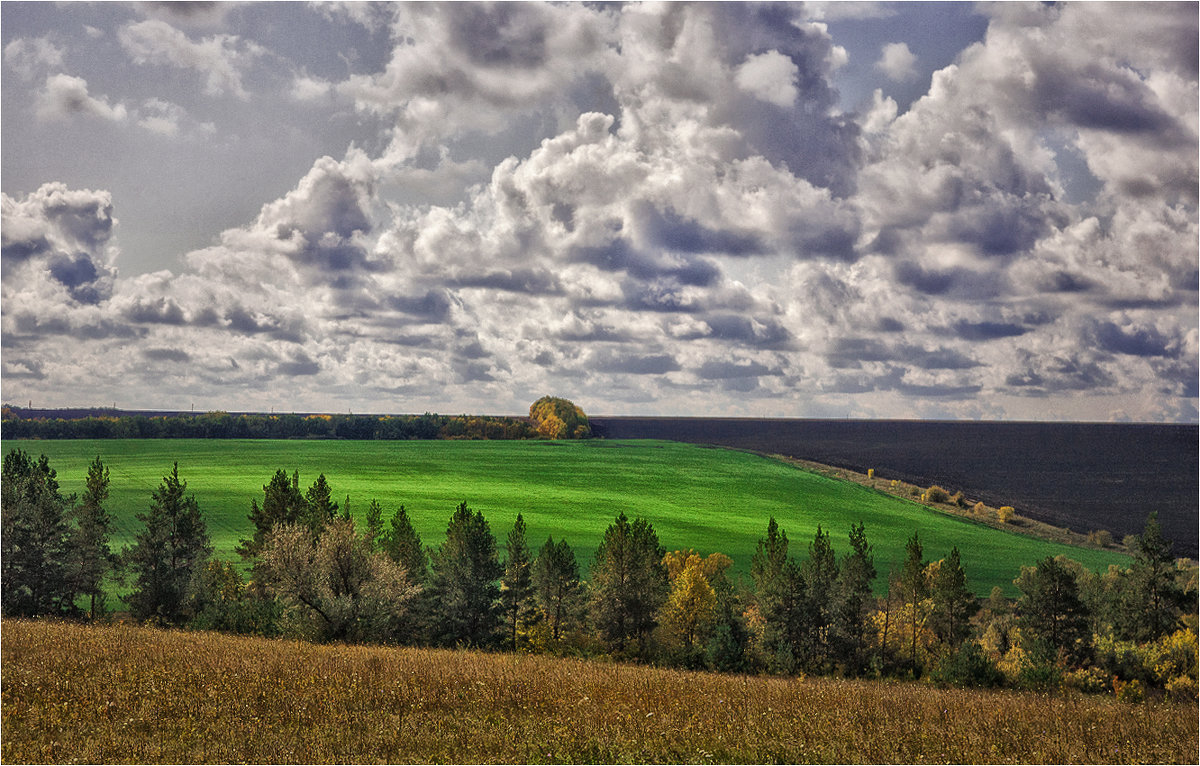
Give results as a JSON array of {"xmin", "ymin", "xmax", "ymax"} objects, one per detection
[{"xmin": 3, "ymin": 438, "xmax": 1129, "ymax": 595}]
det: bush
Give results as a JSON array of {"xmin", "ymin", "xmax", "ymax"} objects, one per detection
[
  {"xmin": 1065, "ymin": 666, "xmax": 1111, "ymax": 695},
  {"xmin": 951, "ymin": 491, "xmax": 967, "ymax": 508},
  {"xmin": 1087, "ymin": 530, "xmax": 1113, "ymax": 548},
  {"xmin": 1113, "ymin": 677, "xmax": 1144, "ymax": 703},
  {"xmin": 1166, "ymin": 674, "xmax": 1198, "ymax": 702},
  {"xmin": 930, "ymin": 641, "xmax": 1003, "ymax": 688},
  {"xmin": 867, "ymin": 468, "xmax": 874, "ymax": 479},
  {"xmin": 925, "ymin": 486, "xmax": 950, "ymax": 503},
  {"xmin": 972, "ymin": 501, "xmax": 986, "ymax": 515},
  {"xmin": 997, "ymin": 506, "xmax": 1015, "ymax": 523}
]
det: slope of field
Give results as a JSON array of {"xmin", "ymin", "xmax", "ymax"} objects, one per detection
[
  {"xmin": 3, "ymin": 620, "xmax": 1196, "ymax": 764},
  {"xmin": 3, "ymin": 438, "xmax": 1129, "ymax": 595},
  {"xmin": 591, "ymin": 417, "xmax": 1199, "ymax": 557}
]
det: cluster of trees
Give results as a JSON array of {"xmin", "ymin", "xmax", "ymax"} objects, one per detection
[
  {"xmin": 3, "ymin": 448, "xmax": 1196, "ymax": 699},
  {"xmin": 1, "ymin": 397, "xmax": 593, "ymax": 441}
]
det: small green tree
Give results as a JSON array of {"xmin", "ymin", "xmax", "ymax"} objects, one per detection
[
  {"xmin": 830, "ymin": 522, "xmax": 876, "ymax": 674},
  {"xmin": 500, "ymin": 513, "xmax": 536, "ymax": 650},
  {"xmin": 798, "ymin": 525, "xmax": 839, "ymax": 669},
  {"xmin": 304, "ymin": 474, "xmax": 339, "ymax": 537},
  {"xmin": 589, "ymin": 511, "xmax": 667, "ymax": 655},
  {"xmin": 897, "ymin": 531, "xmax": 930, "ymax": 672},
  {"xmin": 750, "ymin": 517, "xmax": 805, "ymax": 672},
  {"xmin": 238, "ymin": 469, "xmax": 306, "ymax": 559},
  {"xmin": 427, "ymin": 502, "xmax": 502, "ymax": 647},
  {"xmin": 1115, "ymin": 512, "xmax": 1188, "ymax": 642},
  {"xmin": 532, "ymin": 536, "xmax": 583, "ymax": 642},
  {"xmin": 126, "ymin": 463, "xmax": 212, "ymax": 625},
  {"xmin": 382, "ymin": 505, "xmax": 428, "ymax": 583},
  {"xmin": 363, "ymin": 499, "xmax": 385, "ymax": 552}
]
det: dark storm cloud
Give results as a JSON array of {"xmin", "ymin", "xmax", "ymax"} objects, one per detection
[
  {"xmin": 142, "ymin": 347, "xmax": 192, "ymax": 363},
  {"xmin": 893, "ymin": 262, "xmax": 1004, "ymax": 299},
  {"xmin": 793, "ymin": 223, "xmax": 860, "ymax": 260},
  {"xmin": 950, "ymin": 204, "xmax": 1050, "ymax": 257},
  {"xmin": 1034, "ymin": 61, "xmax": 1190, "ymax": 142},
  {"xmin": 950, "ymin": 320, "xmax": 1030, "ymax": 341},
  {"xmin": 388, "ymin": 290, "xmax": 453, "ymax": 322},
  {"xmin": 696, "ymin": 359, "xmax": 779, "ymax": 379},
  {"xmin": 277, "ymin": 351, "xmax": 320, "ymax": 377},
  {"xmin": 47, "ymin": 254, "xmax": 106, "ymax": 304},
  {"xmin": 1089, "ymin": 321, "xmax": 1177, "ymax": 358},
  {"xmin": 593, "ymin": 350, "xmax": 682, "ymax": 376},
  {"xmin": 638, "ymin": 204, "xmax": 764, "ymax": 256}
]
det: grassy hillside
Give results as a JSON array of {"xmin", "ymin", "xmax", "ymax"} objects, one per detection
[
  {"xmin": 3, "ymin": 619, "xmax": 1195, "ymax": 764},
  {"xmin": 3, "ymin": 438, "xmax": 1130, "ymax": 595}
]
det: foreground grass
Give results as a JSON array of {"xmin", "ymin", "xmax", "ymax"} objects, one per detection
[
  {"xmin": 3, "ymin": 620, "xmax": 1196, "ymax": 764},
  {"xmin": 3, "ymin": 438, "xmax": 1128, "ymax": 596}
]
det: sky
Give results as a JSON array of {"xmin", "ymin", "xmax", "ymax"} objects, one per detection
[{"xmin": 1, "ymin": 1, "xmax": 1197, "ymax": 422}]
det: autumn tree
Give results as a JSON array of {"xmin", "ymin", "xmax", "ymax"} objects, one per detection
[
  {"xmin": 126, "ymin": 463, "xmax": 213, "ymax": 625},
  {"xmin": 532, "ymin": 536, "xmax": 583, "ymax": 641},
  {"xmin": 830, "ymin": 522, "xmax": 876, "ymax": 674},
  {"xmin": 660, "ymin": 551, "xmax": 718, "ymax": 652},
  {"xmin": 500, "ymin": 514, "xmax": 537, "ymax": 650},
  {"xmin": 1, "ymin": 449, "xmax": 77, "ymax": 617},
  {"xmin": 427, "ymin": 502, "xmax": 503, "ymax": 647},
  {"xmin": 72, "ymin": 456, "xmax": 113, "ymax": 619},
  {"xmin": 589, "ymin": 511, "xmax": 667, "ymax": 655},
  {"xmin": 929, "ymin": 547, "xmax": 976, "ymax": 647},
  {"xmin": 528, "ymin": 396, "xmax": 591, "ymax": 439},
  {"xmin": 259, "ymin": 518, "xmax": 417, "ymax": 643}
]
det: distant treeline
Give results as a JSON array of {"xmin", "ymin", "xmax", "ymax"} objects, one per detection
[{"xmin": 1, "ymin": 396, "xmax": 592, "ymax": 441}]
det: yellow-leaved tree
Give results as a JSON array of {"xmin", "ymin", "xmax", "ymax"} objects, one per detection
[
  {"xmin": 659, "ymin": 549, "xmax": 734, "ymax": 651},
  {"xmin": 528, "ymin": 396, "xmax": 591, "ymax": 439}
]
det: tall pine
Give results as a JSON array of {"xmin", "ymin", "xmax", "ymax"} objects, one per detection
[
  {"xmin": 589, "ymin": 511, "xmax": 667, "ymax": 655},
  {"xmin": 72, "ymin": 456, "xmax": 113, "ymax": 619},
  {"xmin": 427, "ymin": 502, "xmax": 502, "ymax": 646},
  {"xmin": 1, "ymin": 449, "xmax": 77, "ymax": 617},
  {"xmin": 126, "ymin": 463, "xmax": 212, "ymax": 625},
  {"xmin": 929, "ymin": 547, "xmax": 975, "ymax": 647},
  {"xmin": 831, "ymin": 522, "xmax": 876, "ymax": 674},
  {"xmin": 500, "ymin": 513, "xmax": 536, "ymax": 650},
  {"xmin": 532, "ymin": 536, "xmax": 582, "ymax": 641}
]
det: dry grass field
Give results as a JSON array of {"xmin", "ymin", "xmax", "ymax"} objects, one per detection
[{"xmin": 3, "ymin": 619, "xmax": 1197, "ymax": 764}]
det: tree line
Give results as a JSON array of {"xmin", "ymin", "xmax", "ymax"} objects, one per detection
[{"xmin": 2, "ymin": 448, "xmax": 1196, "ymax": 700}]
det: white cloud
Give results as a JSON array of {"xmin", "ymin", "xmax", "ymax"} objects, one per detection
[
  {"xmin": 117, "ymin": 19, "xmax": 264, "ymax": 99},
  {"xmin": 4, "ymin": 36, "xmax": 65, "ymax": 81},
  {"xmin": 35, "ymin": 74, "xmax": 127, "ymax": 123},
  {"xmin": 735, "ymin": 50, "xmax": 800, "ymax": 108},
  {"xmin": 876, "ymin": 42, "xmax": 918, "ymax": 82}
]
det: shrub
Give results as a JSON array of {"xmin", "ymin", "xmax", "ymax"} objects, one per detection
[
  {"xmin": 1146, "ymin": 628, "xmax": 1198, "ymax": 685},
  {"xmin": 997, "ymin": 506, "xmax": 1015, "ymax": 523},
  {"xmin": 925, "ymin": 486, "xmax": 950, "ymax": 504},
  {"xmin": 1087, "ymin": 530, "xmax": 1113, "ymax": 548},
  {"xmin": 1113, "ymin": 677, "xmax": 1144, "ymax": 703},
  {"xmin": 951, "ymin": 491, "xmax": 967, "ymax": 508},
  {"xmin": 972, "ymin": 501, "xmax": 986, "ymax": 515},
  {"xmin": 1064, "ymin": 666, "xmax": 1110, "ymax": 695},
  {"xmin": 1166, "ymin": 674, "xmax": 1199, "ymax": 702},
  {"xmin": 930, "ymin": 641, "xmax": 1003, "ymax": 688}
]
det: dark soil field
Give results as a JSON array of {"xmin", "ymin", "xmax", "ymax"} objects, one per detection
[{"xmin": 591, "ymin": 417, "xmax": 1199, "ymax": 557}]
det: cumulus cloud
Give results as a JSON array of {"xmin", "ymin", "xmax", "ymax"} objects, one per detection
[
  {"xmin": 876, "ymin": 42, "xmax": 918, "ymax": 82},
  {"xmin": 4, "ymin": 36, "xmax": 65, "ymax": 81}
]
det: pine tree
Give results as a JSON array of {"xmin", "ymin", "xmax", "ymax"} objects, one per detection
[
  {"xmin": 897, "ymin": 531, "xmax": 929, "ymax": 672},
  {"xmin": 532, "ymin": 536, "xmax": 582, "ymax": 641},
  {"xmin": 382, "ymin": 505, "xmax": 428, "ymax": 584},
  {"xmin": 72, "ymin": 455, "xmax": 113, "ymax": 619},
  {"xmin": 830, "ymin": 522, "xmax": 876, "ymax": 674},
  {"xmin": 238, "ymin": 469, "xmax": 306, "ymax": 559},
  {"xmin": 1016, "ymin": 556, "xmax": 1091, "ymax": 664},
  {"xmin": 589, "ymin": 511, "xmax": 668, "ymax": 655},
  {"xmin": 1, "ymin": 449, "xmax": 77, "ymax": 617},
  {"xmin": 929, "ymin": 547, "xmax": 976, "ymax": 647},
  {"xmin": 500, "ymin": 514, "xmax": 536, "ymax": 650},
  {"xmin": 126, "ymin": 463, "xmax": 213, "ymax": 625},
  {"xmin": 427, "ymin": 502, "xmax": 502, "ymax": 647},
  {"xmin": 363, "ymin": 499, "xmax": 385, "ymax": 552},
  {"xmin": 304, "ymin": 474, "xmax": 339, "ymax": 537},
  {"xmin": 1117, "ymin": 512, "xmax": 1187, "ymax": 642},
  {"xmin": 750, "ymin": 517, "xmax": 805, "ymax": 671},
  {"xmin": 798, "ymin": 525, "xmax": 839, "ymax": 668}
]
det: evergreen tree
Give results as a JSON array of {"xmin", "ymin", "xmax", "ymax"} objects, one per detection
[
  {"xmin": 427, "ymin": 502, "xmax": 502, "ymax": 647},
  {"xmin": 1016, "ymin": 556, "xmax": 1091, "ymax": 664},
  {"xmin": 72, "ymin": 456, "xmax": 113, "ymax": 619},
  {"xmin": 500, "ymin": 514, "xmax": 536, "ymax": 650},
  {"xmin": 830, "ymin": 522, "xmax": 876, "ymax": 674},
  {"xmin": 126, "ymin": 463, "xmax": 212, "ymax": 625},
  {"xmin": 1, "ymin": 449, "xmax": 77, "ymax": 617},
  {"xmin": 897, "ymin": 531, "xmax": 929, "ymax": 672},
  {"xmin": 929, "ymin": 547, "xmax": 976, "ymax": 647},
  {"xmin": 363, "ymin": 499, "xmax": 385, "ymax": 552},
  {"xmin": 304, "ymin": 474, "xmax": 339, "ymax": 537},
  {"xmin": 1116, "ymin": 512, "xmax": 1187, "ymax": 642},
  {"xmin": 238, "ymin": 469, "xmax": 306, "ymax": 559},
  {"xmin": 798, "ymin": 525, "xmax": 839, "ymax": 668},
  {"xmin": 589, "ymin": 511, "xmax": 668, "ymax": 655},
  {"xmin": 382, "ymin": 505, "xmax": 428, "ymax": 583},
  {"xmin": 532, "ymin": 536, "xmax": 583, "ymax": 641},
  {"xmin": 750, "ymin": 517, "xmax": 805, "ymax": 672}
]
